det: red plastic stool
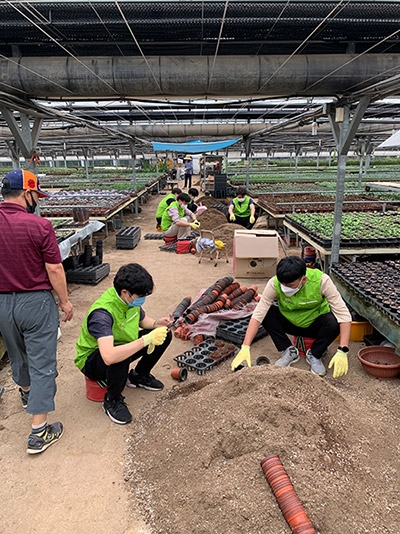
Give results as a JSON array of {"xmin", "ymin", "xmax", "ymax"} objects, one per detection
[
  {"xmin": 293, "ymin": 336, "xmax": 316, "ymax": 358},
  {"xmin": 85, "ymin": 376, "xmax": 107, "ymax": 402}
]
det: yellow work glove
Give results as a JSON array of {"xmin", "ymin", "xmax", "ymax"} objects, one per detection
[
  {"xmin": 190, "ymin": 220, "xmax": 200, "ymax": 230},
  {"xmin": 229, "ymin": 213, "xmax": 236, "ymax": 222},
  {"xmin": 249, "ymin": 215, "xmax": 255, "ymax": 224},
  {"xmin": 215, "ymin": 240, "xmax": 225, "ymax": 249},
  {"xmin": 231, "ymin": 344, "xmax": 252, "ymax": 371},
  {"xmin": 328, "ymin": 349, "xmax": 349, "ymax": 379},
  {"xmin": 142, "ymin": 326, "xmax": 168, "ymax": 354}
]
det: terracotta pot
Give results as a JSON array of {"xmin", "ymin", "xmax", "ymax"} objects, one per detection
[
  {"xmin": 357, "ymin": 346, "xmax": 400, "ymax": 380},
  {"xmin": 170, "ymin": 368, "xmax": 188, "ymax": 381}
]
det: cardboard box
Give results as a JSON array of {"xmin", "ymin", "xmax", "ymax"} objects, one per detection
[
  {"xmin": 234, "ymin": 229, "xmax": 279, "ymax": 258},
  {"xmin": 233, "ymin": 229, "xmax": 279, "ymax": 278},
  {"xmin": 234, "ymin": 257, "xmax": 277, "ymax": 278}
]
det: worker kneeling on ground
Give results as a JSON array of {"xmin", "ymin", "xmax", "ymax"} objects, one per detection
[
  {"xmin": 231, "ymin": 256, "xmax": 352, "ymax": 379},
  {"xmin": 228, "ymin": 186, "xmax": 256, "ymax": 229},
  {"xmin": 161, "ymin": 192, "xmax": 199, "ymax": 240},
  {"xmin": 155, "ymin": 187, "xmax": 181, "ymax": 231},
  {"xmin": 75, "ymin": 263, "xmax": 172, "ymax": 425}
]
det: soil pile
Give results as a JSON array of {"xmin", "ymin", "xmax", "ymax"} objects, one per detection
[
  {"xmin": 197, "ymin": 207, "xmax": 228, "ymax": 230},
  {"xmin": 126, "ymin": 366, "xmax": 400, "ymax": 534},
  {"xmin": 213, "ymin": 222, "xmax": 244, "ymax": 255}
]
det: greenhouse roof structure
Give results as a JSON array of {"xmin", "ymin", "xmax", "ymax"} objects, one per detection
[{"xmin": 1, "ymin": 1, "xmax": 400, "ymax": 159}]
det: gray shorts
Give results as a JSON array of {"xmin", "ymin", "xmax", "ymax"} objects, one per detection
[{"xmin": 0, "ymin": 291, "xmax": 59, "ymax": 414}]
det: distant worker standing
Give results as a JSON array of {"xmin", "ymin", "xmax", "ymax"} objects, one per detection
[
  {"xmin": 183, "ymin": 155, "xmax": 194, "ymax": 189},
  {"xmin": 155, "ymin": 187, "xmax": 181, "ymax": 231},
  {"xmin": 0, "ymin": 169, "xmax": 74, "ymax": 454},
  {"xmin": 228, "ymin": 186, "xmax": 256, "ymax": 229}
]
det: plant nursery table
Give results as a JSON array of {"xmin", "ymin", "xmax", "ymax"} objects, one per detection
[
  {"xmin": 58, "ymin": 220, "xmax": 105, "ymax": 260},
  {"xmin": 331, "ymin": 273, "xmax": 400, "ymax": 355},
  {"xmin": 283, "ymin": 220, "xmax": 400, "ymax": 272}
]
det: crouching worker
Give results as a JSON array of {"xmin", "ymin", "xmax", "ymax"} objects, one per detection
[
  {"xmin": 231, "ymin": 256, "xmax": 352, "ymax": 378},
  {"xmin": 162, "ymin": 192, "xmax": 200, "ymax": 240},
  {"xmin": 75, "ymin": 263, "xmax": 172, "ymax": 424}
]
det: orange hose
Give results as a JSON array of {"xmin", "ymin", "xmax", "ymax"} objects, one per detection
[{"xmin": 260, "ymin": 454, "xmax": 316, "ymax": 534}]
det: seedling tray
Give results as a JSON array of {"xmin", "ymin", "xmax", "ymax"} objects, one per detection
[
  {"xmin": 66, "ymin": 263, "xmax": 110, "ymax": 285},
  {"xmin": 116, "ymin": 226, "xmax": 141, "ymax": 249},
  {"xmin": 216, "ymin": 315, "xmax": 268, "ymax": 346},
  {"xmin": 173, "ymin": 338, "xmax": 237, "ymax": 375},
  {"xmin": 144, "ymin": 233, "xmax": 164, "ymax": 240}
]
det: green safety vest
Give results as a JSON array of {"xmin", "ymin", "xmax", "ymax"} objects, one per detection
[
  {"xmin": 273, "ymin": 268, "xmax": 330, "ymax": 328},
  {"xmin": 161, "ymin": 200, "xmax": 185, "ymax": 231},
  {"xmin": 232, "ymin": 196, "xmax": 251, "ymax": 217},
  {"xmin": 75, "ymin": 287, "xmax": 141, "ymax": 370},
  {"xmin": 156, "ymin": 193, "xmax": 175, "ymax": 219}
]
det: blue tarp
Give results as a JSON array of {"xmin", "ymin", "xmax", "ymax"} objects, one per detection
[{"xmin": 151, "ymin": 138, "xmax": 240, "ymax": 154}]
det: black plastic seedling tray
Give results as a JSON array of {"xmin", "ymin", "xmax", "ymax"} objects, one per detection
[
  {"xmin": 66, "ymin": 263, "xmax": 110, "ymax": 285},
  {"xmin": 173, "ymin": 338, "xmax": 238, "ymax": 375},
  {"xmin": 116, "ymin": 226, "xmax": 141, "ymax": 249},
  {"xmin": 143, "ymin": 233, "xmax": 165, "ymax": 240},
  {"xmin": 216, "ymin": 316, "xmax": 268, "ymax": 346}
]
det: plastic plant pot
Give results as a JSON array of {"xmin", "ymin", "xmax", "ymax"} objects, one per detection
[
  {"xmin": 256, "ymin": 356, "xmax": 271, "ymax": 366},
  {"xmin": 357, "ymin": 346, "xmax": 400, "ymax": 379},
  {"xmin": 170, "ymin": 367, "xmax": 188, "ymax": 381}
]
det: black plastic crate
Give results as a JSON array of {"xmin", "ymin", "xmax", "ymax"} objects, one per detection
[
  {"xmin": 66, "ymin": 263, "xmax": 110, "ymax": 285},
  {"xmin": 116, "ymin": 226, "xmax": 141, "ymax": 249},
  {"xmin": 216, "ymin": 316, "xmax": 268, "ymax": 346},
  {"xmin": 173, "ymin": 338, "xmax": 237, "ymax": 375}
]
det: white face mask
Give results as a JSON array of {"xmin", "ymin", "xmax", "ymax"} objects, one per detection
[
  {"xmin": 280, "ymin": 279, "xmax": 303, "ymax": 297},
  {"xmin": 237, "ymin": 197, "xmax": 245, "ymax": 203}
]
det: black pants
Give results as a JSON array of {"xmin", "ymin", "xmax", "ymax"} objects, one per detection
[
  {"xmin": 227, "ymin": 214, "xmax": 254, "ymax": 229},
  {"xmin": 262, "ymin": 306, "xmax": 340, "ymax": 359},
  {"xmin": 184, "ymin": 173, "xmax": 192, "ymax": 188},
  {"xmin": 81, "ymin": 330, "xmax": 172, "ymax": 400}
]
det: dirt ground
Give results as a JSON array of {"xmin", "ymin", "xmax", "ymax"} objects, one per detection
[{"xmin": 1, "ymin": 179, "xmax": 399, "ymax": 534}]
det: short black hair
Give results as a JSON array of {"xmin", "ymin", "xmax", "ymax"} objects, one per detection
[
  {"xmin": 171, "ymin": 187, "xmax": 182, "ymax": 195},
  {"xmin": 276, "ymin": 256, "xmax": 306, "ymax": 284},
  {"xmin": 188, "ymin": 188, "xmax": 199, "ymax": 197},
  {"xmin": 177, "ymin": 193, "xmax": 191, "ymax": 203},
  {"xmin": 236, "ymin": 186, "xmax": 248, "ymax": 197},
  {"xmin": 113, "ymin": 263, "xmax": 154, "ymax": 297}
]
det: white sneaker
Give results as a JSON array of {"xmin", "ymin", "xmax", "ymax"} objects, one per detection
[
  {"xmin": 275, "ymin": 346, "xmax": 300, "ymax": 367},
  {"xmin": 306, "ymin": 349, "xmax": 326, "ymax": 376}
]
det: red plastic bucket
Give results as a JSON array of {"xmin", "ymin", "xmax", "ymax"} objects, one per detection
[
  {"xmin": 293, "ymin": 336, "xmax": 315, "ymax": 358},
  {"xmin": 175, "ymin": 240, "xmax": 192, "ymax": 254},
  {"xmin": 164, "ymin": 236, "xmax": 177, "ymax": 245},
  {"xmin": 85, "ymin": 376, "xmax": 107, "ymax": 402}
]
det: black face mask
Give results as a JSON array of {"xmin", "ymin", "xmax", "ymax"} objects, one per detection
[{"xmin": 25, "ymin": 191, "xmax": 37, "ymax": 214}]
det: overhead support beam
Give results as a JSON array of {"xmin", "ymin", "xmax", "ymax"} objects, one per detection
[
  {"xmin": 0, "ymin": 106, "xmax": 43, "ymax": 164},
  {"xmin": 5, "ymin": 139, "xmax": 19, "ymax": 169},
  {"xmin": 329, "ymin": 97, "xmax": 371, "ymax": 265},
  {"xmin": 1, "ymin": 55, "xmax": 400, "ymax": 99}
]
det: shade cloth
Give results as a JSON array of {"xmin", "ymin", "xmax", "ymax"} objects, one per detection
[{"xmin": 152, "ymin": 138, "xmax": 240, "ymax": 153}]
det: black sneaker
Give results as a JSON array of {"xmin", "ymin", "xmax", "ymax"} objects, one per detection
[
  {"xmin": 19, "ymin": 387, "xmax": 30, "ymax": 408},
  {"xmin": 102, "ymin": 394, "xmax": 132, "ymax": 425},
  {"xmin": 27, "ymin": 422, "xmax": 64, "ymax": 455},
  {"xmin": 127, "ymin": 370, "xmax": 164, "ymax": 391}
]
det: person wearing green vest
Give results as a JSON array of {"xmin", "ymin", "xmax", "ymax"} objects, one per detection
[
  {"xmin": 231, "ymin": 256, "xmax": 352, "ymax": 378},
  {"xmin": 155, "ymin": 187, "xmax": 181, "ymax": 231},
  {"xmin": 75, "ymin": 263, "xmax": 172, "ymax": 425},
  {"xmin": 162, "ymin": 192, "xmax": 199, "ymax": 239},
  {"xmin": 228, "ymin": 186, "xmax": 256, "ymax": 229}
]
